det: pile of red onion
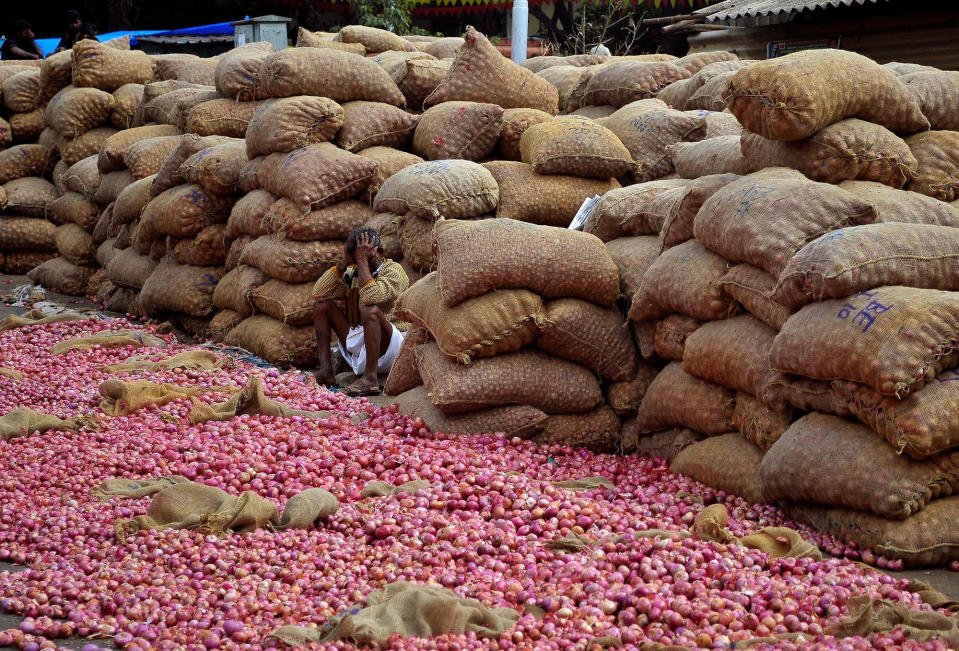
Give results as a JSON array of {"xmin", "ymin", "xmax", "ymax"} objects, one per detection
[{"xmin": 0, "ymin": 318, "xmax": 951, "ymax": 650}]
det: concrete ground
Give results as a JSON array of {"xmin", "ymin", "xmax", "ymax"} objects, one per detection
[{"xmin": 0, "ymin": 273, "xmax": 957, "ymax": 647}]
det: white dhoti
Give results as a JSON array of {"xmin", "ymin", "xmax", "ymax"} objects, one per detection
[{"xmin": 337, "ymin": 324, "xmax": 405, "ymax": 376}]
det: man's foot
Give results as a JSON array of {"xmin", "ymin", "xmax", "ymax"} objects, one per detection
[{"xmin": 344, "ymin": 377, "xmax": 381, "ymax": 397}]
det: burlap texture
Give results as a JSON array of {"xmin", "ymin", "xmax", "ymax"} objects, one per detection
[
  {"xmin": 682, "ymin": 315, "xmax": 778, "ymax": 399},
  {"xmin": 224, "ymin": 315, "xmax": 316, "ymax": 367},
  {"xmin": 694, "ymin": 504, "xmax": 821, "ymax": 560},
  {"xmin": 140, "ymin": 184, "xmax": 233, "ymax": 239},
  {"xmin": 262, "ymin": 198, "xmax": 372, "ymax": 242},
  {"xmin": 357, "ymin": 147, "xmax": 424, "ymax": 204},
  {"xmin": 26, "ymin": 258, "xmax": 96, "ymax": 296},
  {"xmin": 51, "ymin": 329, "xmax": 166, "ymax": 355},
  {"xmin": 770, "ymin": 286, "xmax": 959, "ymax": 398},
  {"xmin": 693, "ymin": 168, "xmax": 878, "ymax": 278},
  {"xmin": 360, "ymin": 480, "xmax": 431, "ymax": 498},
  {"xmin": 683, "ymin": 71, "xmax": 736, "ymax": 112},
  {"xmin": 172, "ymin": 224, "xmax": 228, "ymax": 267},
  {"xmin": 838, "ymin": 180, "xmax": 959, "ymax": 226},
  {"xmin": 101, "ymin": 350, "xmax": 232, "ymax": 374},
  {"xmin": 584, "ymin": 179, "xmax": 688, "ymax": 242},
  {"xmin": 0, "ymin": 408, "xmax": 85, "ymax": 441},
  {"xmin": 604, "ymin": 236, "xmax": 660, "ymax": 300},
  {"xmin": 657, "ymin": 59, "xmax": 752, "ymax": 109},
  {"xmin": 905, "ymin": 130, "xmax": 959, "ymax": 201},
  {"xmin": 620, "ymin": 184, "xmax": 687, "ymax": 236},
  {"xmin": 417, "ymin": 343, "xmax": 602, "ymax": 415},
  {"xmin": 2, "ymin": 252, "xmax": 57, "ymax": 275},
  {"xmin": 335, "ymin": 25, "xmax": 414, "ymax": 54},
  {"xmin": 39, "ymin": 50, "xmax": 74, "ymax": 101},
  {"xmin": 295, "ymin": 28, "xmax": 366, "ymax": 55},
  {"xmin": 2, "ymin": 69, "xmax": 41, "ymax": 112},
  {"xmin": 179, "ymin": 141, "xmax": 249, "ymax": 196},
  {"xmin": 0, "ymin": 145, "xmax": 55, "ymax": 185},
  {"xmin": 0, "ymin": 368, "xmax": 22, "ymax": 381},
  {"xmin": 731, "ymin": 391, "xmax": 792, "ymax": 452},
  {"xmin": 258, "ymin": 143, "xmax": 377, "ymax": 211},
  {"xmin": 365, "ymin": 211, "xmax": 403, "ymax": 260},
  {"xmin": 256, "ymin": 48, "xmax": 405, "ymax": 107},
  {"xmin": 239, "ymin": 235, "xmax": 341, "ymax": 283},
  {"xmin": 392, "ymin": 385, "xmax": 547, "ymax": 437},
  {"xmin": 53, "ymin": 224, "xmax": 97, "ymax": 266},
  {"xmin": 106, "ymin": 248, "xmax": 157, "ymax": 290},
  {"xmin": 496, "ymin": 108, "xmax": 553, "ymax": 160},
  {"xmin": 213, "ymin": 42, "xmax": 275, "ymax": 101},
  {"xmin": 99, "ymin": 378, "xmax": 232, "ymax": 416},
  {"xmin": 72, "ymin": 40, "xmax": 153, "ymax": 91},
  {"xmin": 111, "ymin": 83, "xmax": 145, "ymax": 129},
  {"xmin": 212, "ymin": 265, "xmax": 268, "ymax": 317},
  {"xmin": 417, "ymin": 36, "xmax": 463, "ymax": 59},
  {"xmin": 665, "ymin": 136, "xmax": 750, "ymax": 179},
  {"xmin": 536, "ymin": 65, "xmax": 594, "ymax": 114},
  {"xmin": 392, "ymin": 58, "xmax": 452, "ymax": 110},
  {"xmin": 189, "ymin": 375, "xmax": 326, "ymax": 424},
  {"xmin": 521, "ymin": 54, "xmax": 608, "ymax": 73},
  {"xmin": 622, "ymin": 424, "xmax": 704, "ymax": 460},
  {"xmin": 674, "ymin": 51, "xmax": 739, "ymax": 75},
  {"xmin": 566, "ymin": 105, "xmax": 617, "ymax": 120},
  {"xmin": 207, "ymin": 309, "xmax": 243, "ymax": 342},
  {"xmin": 152, "ymin": 135, "xmax": 238, "ymax": 197},
  {"xmin": 225, "ymin": 190, "xmax": 274, "ymax": 240},
  {"xmin": 49, "ymin": 192, "xmax": 98, "ymax": 230},
  {"xmin": 580, "ymin": 61, "xmax": 689, "ymax": 108},
  {"xmin": 652, "ymin": 314, "xmax": 700, "ymax": 361},
  {"xmin": 152, "ymin": 54, "xmax": 217, "ymax": 85},
  {"xmin": 250, "ymin": 279, "xmax": 315, "ymax": 325},
  {"xmin": 93, "ymin": 169, "xmax": 133, "ymax": 206},
  {"xmin": 373, "ymin": 160, "xmax": 498, "ymax": 220},
  {"xmin": 766, "ymin": 372, "xmax": 852, "ymax": 418},
  {"xmin": 434, "ymin": 218, "xmax": 619, "ymax": 308},
  {"xmin": 902, "ymin": 70, "xmax": 959, "ymax": 131},
  {"xmin": 0, "ymin": 217, "xmax": 55, "ymax": 252},
  {"xmin": 143, "ymin": 88, "xmax": 219, "ymax": 128},
  {"xmin": 99, "ymin": 125, "xmax": 179, "ymax": 173},
  {"xmin": 636, "ymin": 362, "xmax": 735, "ymax": 435},
  {"xmin": 605, "ymin": 99, "xmax": 707, "ymax": 181},
  {"xmin": 536, "ymin": 298, "xmax": 637, "ymax": 381},
  {"xmin": 659, "ymin": 174, "xmax": 740, "ymax": 250},
  {"xmin": 827, "ymin": 595, "xmax": 959, "ymax": 645},
  {"xmin": 400, "ymin": 213, "xmax": 433, "ymax": 271},
  {"xmin": 395, "ymin": 272, "xmax": 545, "ymax": 363},
  {"xmin": 139, "ymin": 257, "xmax": 224, "ymax": 318},
  {"xmin": 244, "ymin": 96, "xmax": 344, "ymax": 158},
  {"xmin": 671, "ymin": 434, "xmax": 766, "ymax": 503},
  {"xmin": 606, "ymin": 363, "xmax": 659, "ymax": 418},
  {"xmin": 184, "ymin": 99, "xmax": 258, "ymax": 138},
  {"xmin": 383, "ymin": 326, "xmax": 429, "ymax": 396},
  {"xmin": 269, "ymin": 582, "xmax": 519, "ymax": 647},
  {"xmin": 9, "ymin": 110, "xmax": 46, "ymax": 144},
  {"xmin": 336, "ymin": 101, "xmax": 417, "ymax": 152},
  {"xmin": 484, "ymin": 161, "xmax": 618, "ymax": 227},
  {"xmin": 425, "ymin": 27, "xmax": 558, "ymax": 114},
  {"xmin": 7, "ymin": 177, "xmax": 59, "ymax": 217},
  {"xmin": 719, "ymin": 264, "xmax": 792, "ymax": 331},
  {"xmin": 531, "ymin": 406, "xmax": 621, "ymax": 452},
  {"xmin": 124, "ymin": 136, "xmax": 183, "ymax": 180},
  {"xmin": 412, "ymin": 101, "xmax": 503, "ymax": 161},
  {"xmin": 225, "ymin": 236, "xmax": 252, "ymax": 271},
  {"xmin": 519, "ymin": 117, "xmax": 635, "ymax": 179},
  {"xmin": 723, "ymin": 49, "xmax": 928, "ymax": 141},
  {"xmin": 0, "ymin": 309, "xmax": 89, "ymax": 331}
]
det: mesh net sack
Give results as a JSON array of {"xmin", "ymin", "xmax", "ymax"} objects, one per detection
[
  {"xmin": 719, "ymin": 264, "xmax": 793, "ymax": 331},
  {"xmin": 584, "ymin": 179, "xmax": 688, "ymax": 243},
  {"xmin": 356, "ymin": 147, "xmax": 424, "ymax": 204},
  {"xmin": 668, "ymin": 136, "xmax": 752, "ymax": 178},
  {"xmin": 223, "ymin": 315, "xmax": 317, "ymax": 367},
  {"xmin": 904, "ymin": 130, "xmax": 959, "ymax": 201},
  {"xmin": 580, "ymin": 61, "xmax": 690, "ymax": 108},
  {"xmin": 838, "ymin": 180, "xmax": 959, "ymax": 226},
  {"xmin": 213, "ymin": 42, "xmax": 275, "ymax": 100},
  {"xmin": 681, "ymin": 315, "xmax": 780, "ymax": 400},
  {"xmin": 519, "ymin": 116, "xmax": 635, "ymax": 179},
  {"xmin": 336, "ymin": 101, "xmax": 418, "ymax": 153},
  {"xmin": 185, "ymin": 99, "xmax": 258, "ymax": 139}
]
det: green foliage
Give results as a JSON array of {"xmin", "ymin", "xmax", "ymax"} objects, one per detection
[{"xmin": 347, "ymin": 0, "xmax": 431, "ymax": 36}]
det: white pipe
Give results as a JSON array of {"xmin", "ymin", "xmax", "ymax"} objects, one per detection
[{"xmin": 511, "ymin": 0, "xmax": 529, "ymax": 63}]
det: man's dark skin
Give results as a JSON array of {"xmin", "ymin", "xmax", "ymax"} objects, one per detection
[
  {"xmin": 313, "ymin": 232, "xmax": 394, "ymax": 391},
  {"xmin": 4, "ymin": 24, "xmax": 43, "ymax": 60},
  {"xmin": 54, "ymin": 16, "xmax": 83, "ymax": 53}
]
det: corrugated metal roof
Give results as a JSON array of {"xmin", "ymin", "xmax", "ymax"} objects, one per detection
[{"xmin": 698, "ymin": 0, "xmax": 889, "ymax": 24}]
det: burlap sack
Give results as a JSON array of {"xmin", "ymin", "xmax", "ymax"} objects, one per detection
[
  {"xmin": 425, "ymin": 27, "xmax": 558, "ymax": 114},
  {"xmin": 584, "ymin": 179, "xmax": 688, "ymax": 242},
  {"xmin": 0, "ymin": 407, "xmax": 85, "ymax": 441},
  {"xmin": 0, "ymin": 217, "xmax": 55, "ymax": 252},
  {"xmin": 373, "ymin": 160, "xmax": 498, "ymax": 220},
  {"xmin": 250, "ymin": 279, "xmax": 315, "ymax": 325},
  {"xmin": 111, "ymin": 83, "xmax": 145, "ymax": 129},
  {"xmin": 173, "ymin": 224, "xmax": 228, "ymax": 266},
  {"xmin": 629, "ymin": 239, "xmax": 735, "ymax": 322},
  {"xmin": 135, "ymin": 79, "xmax": 209, "ymax": 122},
  {"xmin": 580, "ymin": 61, "xmax": 690, "ymax": 108},
  {"xmin": 674, "ymin": 51, "xmax": 739, "ymax": 75},
  {"xmin": 395, "ymin": 272, "xmax": 545, "ymax": 363},
  {"xmin": 635, "ymin": 362, "xmax": 735, "ymax": 435},
  {"xmin": 391, "ymin": 58, "xmax": 451, "ymax": 111},
  {"xmin": 666, "ymin": 136, "xmax": 751, "ymax": 179},
  {"xmin": 659, "ymin": 174, "xmax": 740, "ymax": 250},
  {"xmin": 258, "ymin": 143, "xmax": 377, "ymax": 211},
  {"xmin": 213, "ymin": 42, "xmax": 275, "ymax": 100},
  {"xmin": 212, "ymin": 265, "xmax": 268, "ymax": 317},
  {"xmin": 9, "ymin": 110, "xmax": 45, "ymax": 143},
  {"xmin": 52, "ymin": 160, "xmax": 70, "ymax": 193},
  {"xmin": 771, "ymin": 286, "xmax": 959, "ymax": 398},
  {"xmin": 519, "ymin": 117, "xmax": 635, "ymax": 179},
  {"xmin": 886, "ymin": 62, "xmax": 939, "ymax": 76},
  {"xmin": 189, "ymin": 376, "xmax": 327, "ymax": 425},
  {"xmin": 657, "ymin": 59, "xmax": 752, "ymax": 110},
  {"xmin": 0, "ymin": 308, "xmax": 88, "ymax": 331},
  {"xmin": 143, "ymin": 87, "xmax": 219, "ymax": 126},
  {"xmin": 531, "ymin": 406, "xmax": 621, "ymax": 452},
  {"xmin": 905, "ymin": 130, "xmax": 959, "ymax": 201},
  {"xmin": 61, "ymin": 157, "xmax": 101, "ymax": 200},
  {"xmin": 484, "ymin": 161, "xmax": 618, "ymax": 227},
  {"xmin": 72, "ymin": 39, "xmax": 153, "ymax": 91},
  {"xmin": 2, "ymin": 70, "xmax": 40, "ymax": 113},
  {"xmin": 179, "ymin": 141, "xmax": 248, "ymax": 195},
  {"xmin": 383, "ymin": 326, "xmax": 428, "ymax": 396},
  {"xmin": 94, "ymin": 170, "xmax": 133, "ymax": 206},
  {"xmin": 606, "ymin": 362, "xmax": 660, "ymax": 418},
  {"xmin": 619, "ymin": 184, "xmax": 687, "ymax": 236},
  {"xmin": 336, "ymin": 101, "xmax": 417, "ymax": 152},
  {"xmin": 622, "ymin": 425, "xmax": 704, "ymax": 461},
  {"xmin": 50, "ymin": 329, "xmax": 166, "ymax": 355},
  {"xmin": 434, "ymin": 218, "xmax": 619, "ymax": 308},
  {"xmin": 224, "ymin": 315, "xmax": 316, "ymax": 366},
  {"xmin": 244, "ymin": 96, "xmax": 344, "ymax": 159},
  {"xmin": 0, "ymin": 117, "xmax": 14, "ymax": 149},
  {"xmin": 205, "ymin": 309, "xmax": 242, "ymax": 342},
  {"xmin": 723, "ymin": 49, "xmax": 929, "ymax": 141},
  {"xmin": 224, "ymin": 234, "xmax": 252, "ymax": 269},
  {"xmin": 826, "ymin": 595, "xmax": 959, "ymax": 643},
  {"xmin": 693, "ymin": 168, "xmax": 878, "ymax": 277},
  {"xmin": 140, "ymin": 184, "xmax": 233, "ymax": 239},
  {"xmin": 357, "ymin": 147, "xmax": 424, "ymax": 203},
  {"xmin": 400, "ymin": 214, "xmax": 436, "ymax": 272},
  {"xmin": 605, "ymin": 99, "xmax": 708, "ymax": 181},
  {"xmin": 239, "ymin": 235, "xmax": 341, "ymax": 283},
  {"xmin": 682, "ymin": 315, "xmax": 778, "ymax": 399},
  {"xmin": 124, "ymin": 136, "xmax": 183, "ymax": 180},
  {"xmin": 3, "ymin": 178, "xmax": 58, "ymax": 217},
  {"xmin": 96, "ymin": 238, "xmax": 119, "ymax": 267},
  {"xmin": 901, "ymin": 70, "xmax": 959, "ymax": 131},
  {"xmin": 112, "ymin": 175, "xmax": 155, "ymax": 227},
  {"xmin": 536, "ymin": 298, "xmax": 637, "ymax": 381},
  {"xmin": 106, "ymin": 248, "xmax": 158, "ymax": 289},
  {"xmin": 565, "ymin": 105, "xmax": 617, "ymax": 120},
  {"xmin": 732, "ymin": 392, "xmax": 792, "ymax": 452},
  {"xmin": 392, "ymin": 385, "xmax": 546, "ymax": 437},
  {"xmin": 99, "ymin": 378, "xmax": 229, "ymax": 416},
  {"xmin": 295, "ymin": 28, "xmax": 366, "ymax": 55},
  {"xmin": 742, "ymin": 119, "xmax": 918, "ymax": 188},
  {"xmin": 412, "ymin": 101, "xmax": 503, "ymax": 161},
  {"xmin": 784, "ymin": 497, "xmax": 959, "ymax": 568},
  {"xmin": 335, "ymin": 25, "xmax": 414, "ymax": 54},
  {"xmin": 256, "ymin": 48, "xmax": 405, "ymax": 107},
  {"xmin": 496, "ymin": 108, "xmax": 554, "ymax": 160},
  {"xmin": 38, "ymin": 50, "xmax": 73, "ymax": 102},
  {"xmin": 139, "ymin": 257, "xmax": 224, "ymax": 318},
  {"xmin": 684, "ymin": 71, "xmax": 736, "ymax": 112},
  {"xmin": 766, "ymin": 372, "xmax": 851, "ymax": 417},
  {"xmin": 671, "ymin": 433, "xmax": 765, "ymax": 503},
  {"xmin": 536, "ymin": 65, "xmax": 593, "ymax": 113},
  {"xmin": 522, "ymin": 54, "xmax": 608, "ymax": 73},
  {"xmin": 152, "ymin": 135, "xmax": 238, "ymax": 197},
  {"xmin": 184, "ymin": 99, "xmax": 257, "ymax": 138},
  {"xmin": 719, "ymin": 264, "xmax": 793, "ymax": 331},
  {"xmin": 53, "ymin": 224, "xmax": 97, "ymax": 266},
  {"xmin": 0, "ymin": 145, "xmax": 54, "ymax": 185},
  {"xmin": 416, "ymin": 36, "xmax": 463, "ymax": 59},
  {"xmin": 360, "ymin": 480, "xmax": 431, "ymax": 499},
  {"xmin": 652, "ymin": 314, "xmax": 700, "ymax": 361},
  {"xmin": 224, "ymin": 190, "xmax": 274, "ymax": 240},
  {"xmin": 1, "ymin": 252, "xmax": 56, "ymax": 275},
  {"xmin": 834, "ymin": 371, "xmax": 959, "ymax": 460},
  {"xmin": 838, "ymin": 180, "xmax": 959, "ymax": 226},
  {"xmin": 153, "ymin": 54, "xmax": 218, "ymax": 85},
  {"xmin": 417, "ymin": 343, "xmax": 602, "ymax": 415},
  {"xmin": 50, "ymin": 193, "xmax": 99, "ymax": 230},
  {"xmin": 98, "ymin": 125, "xmax": 179, "ymax": 173},
  {"xmin": 262, "ymin": 198, "xmax": 372, "ymax": 242},
  {"xmin": 604, "ymin": 235, "xmax": 660, "ymax": 300}
]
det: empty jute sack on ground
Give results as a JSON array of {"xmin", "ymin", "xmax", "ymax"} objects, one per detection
[
  {"xmin": 604, "ymin": 236, "xmax": 660, "ymax": 300},
  {"xmin": 374, "ymin": 160, "xmax": 498, "ymax": 220},
  {"xmin": 497, "ymin": 108, "xmax": 553, "ymax": 160},
  {"xmin": 424, "ymin": 27, "xmax": 558, "ymax": 114},
  {"xmin": 244, "ymin": 96, "xmax": 344, "ymax": 159},
  {"xmin": 741, "ymin": 119, "xmax": 918, "ymax": 188},
  {"xmin": 417, "ymin": 343, "xmax": 602, "ymax": 415},
  {"xmin": 224, "ymin": 316, "xmax": 316, "ymax": 367},
  {"xmin": 269, "ymin": 582, "xmax": 519, "ymax": 648},
  {"xmin": 579, "ymin": 61, "xmax": 690, "ymax": 108},
  {"xmin": 239, "ymin": 236, "xmax": 341, "ymax": 283},
  {"xmin": 770, "ymin": 286, "xmax": 959, "ymax": 398},
  {"xmin": 762, "ymin": 413, "xmax": 959, "ymax": 520},
  {"xmin": 433, "ymin": 218, "xmax": 619, "ymax": 308},
  {"xmin": 98, "ymin": 378, "xmax": 227, "ymax": 416},
  {"xmin": 412, "ymin": 101, "xmax": 504, "ymax": 162},
  {"xmin": 0, "ymin": 408, "xmax": 85, "ymax": 441},
  {"xmin": 190, "ymin": 376, "xmax": 327, "ymax": 424},
  {"xmin": 0, "ymin": 309, "xmax": 88, "ymax": 331},
  {"xmin": 901, "ymin": 70, "xmax": 959, "ymax": 131},
  {"xmin": 722, "ymin": 49, "xmax": 929, "ymax": 141},
  {"xmin": 518, "ymin": 117, "xmax": 636, "ymax": 179},
  {"xmin": 394, "ymin": 272, "xmax": 545, "ymax": 363},
  {"xmin": 693, "ymin": 168, "xmax": 878, "ymax": 278},
  {"xmin": 838, "ymin": 180, "xmax": 959, "ymax": 226},
  {"xmin": 255, "ymin": 47, "xmax": 405, "ymax": 107},
  {"xmin": 50, "ymin": 330, "xmax": 166, "ymax": 355},
  {"xmin": 536, "ymin": 298, "xmax": 638, "ymax": 382},
  {"xmin": 258, "ymin": 143, "xmax": 377, "ymax": 211},
  {"xmin": 774, "ymin": 223, "xmax": 959, "ymax": 308},
  {"xmin": 139, "ymin": 257, "xmax": 224, "ymax": 318},
  {"xmin": 682, "ymin": 315, "xmax": 779, "ymax": 400},
  {"xmin": 635, "ymin": 362, "xmax": 735, "ymax": 436},
  {"xmin": 262, "ymin": 199, "xmax": 372, "ymax": 242},
  {"xmin": 731, "ymin": 392, "xmax": 792, "ymax": 452},
  {"xmin": 653, "ymin": 314, "xmax": 701, "ymax": 361},
  {"xmin": 629, "ymin": 239, "xmax": 736, "ymax": 322},
  {"xmin": 392, "ymin": 386, "xmax": 547, "ymax": 438},
  {"xmin": 72, "ymin": 39, "xmax": 154, "ymax": 91},
  {"xmin": 584, "ymin": 179, "xmax": 688, "ymax": 242},
  {"xmin": 484, "ymin": 161, "xmax": 618, "ymax": 227},
  {"xmin": 670, "ymin": 433, "xmax": 766, "ymax": 504},
  {"xmin": 834, "ymin": 370, "xmax": 959, "ymax": 460},
  {"xmin": 659, "ymin": 173, "xmax": 741, "ymax": 250},
  {"xmin": 904, "ymin": 130, "xmax": 959, "ymax": 201},
  {"xmin": 785, "ymin": 497, "xmax": 959, "ymax": 567},
  {"xmin": 719, "ymin": 264, "xmax": 794, "ymax": 332},
  {"xmin": 531, "ymin": 406, "xmax": 622, "ymax": 453}
]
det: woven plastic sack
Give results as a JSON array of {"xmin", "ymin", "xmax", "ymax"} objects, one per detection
[
  {"xmin": 98, "ymin": 125, "xmax": 179, "ymax": 173},
  {"xmin": 250, "ymin": 279, "xmax": 316, "ymax": 325},
  {"xmin": 770, "ymin": 286, "xmax": 959, "ymax": 398},
  {"xmin": 335, "ymin": 25, "xmax": 414, "ymax": 54},
  {"xmin": 652, "ymin": 314, "xmax": 701, "ymax": 361},
  {"xmin": 3, "ymin": 178, "xmax": 58, "ymax": 218},
  {"xmin": 767, "ymin": 373, "xmax": 852, "ymax": 418},
  {"xmin": 110, "ymin": 83, "xmax": 144, "ymax": 129},
  {"xmin": 536, "ymin": 298, "xmax": 637, "ymax": 381},
  {"xmin": 604, "ymin": 235, "xmax": 660, "ymax": 300},
  {"xmin": 838, "ymin": 180, "xmax": 959, "ymax": 226},
  {"xmin": 0, "ymin": 217, "xmax": 55, "ymax": 252},
  {"xmin": 140, "ymin": 256, "xmax": 224, "ymax": 318},
  {"xmin": 667, "ymin": 136, "xmax": 752, "ymax": 178},
  {"xmin": 179, "ymin": 141, "xmax": 248, "ymax": 196},
  {"xmin": 123, "ymin": 136, "xmax": 182, "ymax": 180},
  {"xmin": 671, "ymin": 433, "xmax": 765, "ymax": 503},
  {"xmin": 605, "ymin": 99, "xmax": 708, "ymax": 181},
  {"xmin": 224, "ymin": 315, "xmax": 316, "ymax": 367},
  {"xmin": 244, "ymin": 96, "xmax": 343, "ymax": 159},
  {"xmin": 140, "ymin": 184, "xmax": 233, "ymax": 239},
  {"xmin": 905, "ymin": 130, "xmax": 959, "ymax": 201},
  {"xmin": 94, "ymin": 170, "xmax": 133, "ymax": 206},
  {"xmin": 497, "ymin": 108, "xmax": 553, "ymax": 160},
  {"xmin": 152, "ymin": 135, "xmax": 238, "ymax": 198},
  {"xmin": 584, "ymin": 179, "xmax": 688, "ymax": 242},
  {"xmin": 239, "ymin": 235, "xmax": 341, "ymax": 283},
  {"xmin": 417, "ymin": 343, "xmax": 602, "ymax": 415},
  {"xmin": 580, "ymin": 61, "xmax": 690, "ymax": 108},
  {"xmin": 357, "ymin": 147, "xmax": 424, "ymax": 203},
  {"xmin": 256, "ymin": 48, "xmax": 405, "ymax": 107},
  {"xmin": 659, "ymin": 173, "xmax": 740, "ymax": 250},
  {"xmin": 395, "ymin": 271, "xmax": 544, "ymax": 363},
  {"xmin": 295, "ymin": 28, "xmax": 365, "ymax": 55},
  {"xmin": 434, "ymin": 218, "xmax": 619, "ymax": 308},
  {"xmin": 682, "ymin": 315, "xmax": 779, "ymax": 399},
  {"xmin": 374, "ymin": 160, "xmax": 497, "ymax": 220},
  {"xmin": 184, "ymin": 99, "xmax": 257, "ymax": 138},
  {"xmin": 741, "ymin": 119, "xmax": 918, "ymax": 188},
  {"xmin": 412, "ymin": 101, "xmax": 503, "ymax": 161},
  {"xmin": 53, "ymin": 224, "xmax": 97, "ymax": 266},
  {"xmin": 519, "ymin": 117, "xmax": 636, "ymax": 179},
  {"xmin": 2, "ymin": 70, "xmax": 40, "ymax": 112},
  {"xmin": 732, "ymin": 391, "xmax": 792, "ymax": 452},
  {"xmin": 336, "ymin": 101, "xmax": 417, "ymax": 152},
  {"xmin": 383, "ymin": 327, "xmax": 429, "ymax": 396},
  {"xmin": 531, "ymin": 406, "xmax": 621, "ymax": 452},
  {"xmin": 719, "ymin": 264, "xmax": 792, "ymax": 331},
  {"xmin": 9, "ymin": 110, "xmax": 45, "ymax": 143},
  {"xmin": 424, "ymin": 27, "xmax": 558, "ymax": 114},
  {"xmin": 105, "ymin": 247, "xmax": 158, "ymax": 289},
  {"xmin": 902, "ymin": 70, "xmax": 959, "ymax": 131},
  {"xmin": 635, "ymin": 362, "xmax": 735, "ymax": 436},
  {"xmin": 49, "ymin": 192, "xmax": 99, "ymax": 230},
  {"xmin": 27, "ymin": 257, "xmax": 96, "ymax": 296},
  {"xmin": 212, "ymin": 42, "xmax": 275, "ymax": 100},
  {"xmin": 72, "ymin": 39, "xmax": 153, "ymax": 91},
  {"xmin": 212, "ymin": 264, "xmax": 268, "ymax": 317},
  {"xmin": 0, "ymin": 145, "xmax": 54, "ymax": 184},
  {"xmin": 484, "ymin": 161, "xmax": 618, "ymax": 227},
  {"xmin": 258, "ymin": 143, "xmax": 377, "ymax": 211},
  {"xmin": 224, "ymin": 190, "xmax": 274, "ymax": 241},
  {"xmin": 172, "ymin": 224, "xmax": 227, "ymax": 266},
  {"xmin": 693, "ymin": 168, "xmax": 878, "ymax": 278}
]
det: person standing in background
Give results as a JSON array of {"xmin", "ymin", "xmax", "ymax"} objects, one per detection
[
  {"xmin": 1, "ymin": 20, "xmax": 44, "ymax": 60},
  {"xmin": 55, "ymin": 10, "xmax": 98, "ymax": 53}
]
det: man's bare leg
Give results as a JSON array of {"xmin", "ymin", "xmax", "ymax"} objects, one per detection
[
  {"xmin": 313, "ymin": 300, "xmax": 349, "ymax": 386},
  {"xmin": 345, "ymin": 305, "xmax": 393, "ymax": 395}
]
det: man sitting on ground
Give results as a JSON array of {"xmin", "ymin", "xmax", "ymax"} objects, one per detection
[
  {"xmin": 312, "ymin": 227, "xmax": 409, "ymax": 397},
  {"xmin": 1, "ymin": 20, "xmax": 44, "ymax": 60}
]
